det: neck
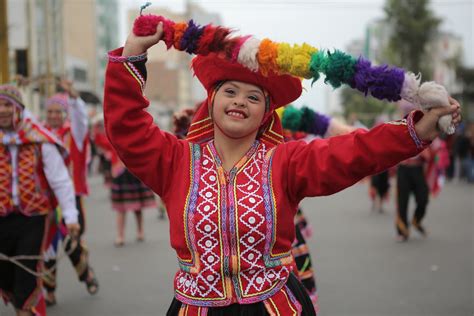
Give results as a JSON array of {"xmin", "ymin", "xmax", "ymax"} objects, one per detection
[{"xmin": 213, "ymin": 126, "xmax": 258, "ymax": 172}]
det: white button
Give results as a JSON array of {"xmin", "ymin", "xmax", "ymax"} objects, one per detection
[
  {"xmin": 205, "ymin": 240, "xmax": 212, "ymax": 247},
  {"xmin": 248, "ymin": 236, "xmax": 255, "ymax": 243},
  {"xmin": 205, "ymin": 192, "xmax": 212, "ymax": 198},
  {"xmin": 248, "ymin": 217, "xmax": 255, "ymax": 224},
  {"xmin": 204, "ymin": 225, "xmax": 212, "ymax": 232},
  {"xmin": 185, "ymin": 280, "xmax": 191, "ymax": 287},
  {"xmin": 248, "ymin": 185, "xmax": 253, "ymax": 190},
  {"xmin": 209, "ymin": 175, "xmax": 216, "ymax": 181},
  {"xmin": 249, "ymin": 270, "xmax": 256, "ymax": 274},
  {"xmin": 207, "ymin": 275, "xmax": 215, "ymax": 282},
  {"xmin": 256, "ymin": 277, "xmax": 263, "ymax": 284},
  {"xmin": 179, "ymin": 277, "xmax": 185, "ymax": 283},
  {"xmin": 248, "ymin": 253, "xmax": 254, "ymax": 260},
  {"xmin": 249, "ymin": 197, "xmax": 256, "ymax": 203},
  {"xmin": 204, "ymin": 205, "xmax": 210, "ymax": 211},
  {"xmin": 203, "ymin": 159, "xmax": 209, "ymax": 165},
  {"xmin": 207, "ymin": 256, "xmax": 214, "ymax": 263}
]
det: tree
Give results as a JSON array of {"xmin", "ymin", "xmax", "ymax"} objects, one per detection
[
  {"xmin": 341, "ymin": 88, "xmax": 396, "ymax": 127},
  {"xmin": 384, "ymin": 0, "xmax": 441, "ymax": 78}
]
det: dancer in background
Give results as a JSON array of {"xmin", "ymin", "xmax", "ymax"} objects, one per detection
[
  {"xmin": 92, "ymin": 114, "xmax": 156, "ymax": 247},
  {"xmin": 42, "ymin": 80, "xmax": 99, "ymax": 305},
  {"xmin": 0, "ymin": 84, "xmax": 79, "ymax": 316}
]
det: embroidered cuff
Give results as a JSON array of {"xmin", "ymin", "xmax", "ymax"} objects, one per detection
[
  {"xmin": 108, "ymin": 51, "xmax": 147, "ymax": 63},
  {"xmin": 407, "ymin": 110, "xmax": 430, "ymax": 149}
]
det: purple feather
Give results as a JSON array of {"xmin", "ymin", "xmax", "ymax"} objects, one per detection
[
  {"xmin": 350, "ymin": 58, "xmax": 372, "ymax": 95},
  {"xmin": 368, "ymin": 65, "xmax": 404, "ymax": 101},
  {"xmin": 180, "ymin": 20, "xmax": 205, "ymax": 54},
  {"xmin": 311, "ymin": 111, "xmax": 331, "ymax": 136},
  {"xmin": 350, "ymin": 57, "xmax": 404, "ymax": 102}
]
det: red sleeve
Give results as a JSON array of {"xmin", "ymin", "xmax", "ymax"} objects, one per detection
[
  {"xmin": 277, "ymin": 115, "xmax": 428, "ymax": 203},
  {"xmin": 103, "ymin": 47, "xmax": 188, "ymax": 197}
]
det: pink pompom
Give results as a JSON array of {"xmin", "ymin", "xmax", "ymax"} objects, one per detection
[{"xmin": 133, "ymin": 14, "xmax": 160, "ymax": 36}]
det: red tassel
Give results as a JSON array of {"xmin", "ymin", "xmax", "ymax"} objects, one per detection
[{"xmin": 133, "ymin": 15, "xmax": 160, "ymax": 36}]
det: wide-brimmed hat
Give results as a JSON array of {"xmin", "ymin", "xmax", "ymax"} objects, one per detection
[{"xmin": 192, "ymin": 53, "xmax": 302, "ymax": 110}]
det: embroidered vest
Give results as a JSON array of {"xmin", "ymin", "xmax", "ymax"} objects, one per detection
[
  {"xmin": 0, "ymin": 144, "xmax": 53, "ymax": 216},
  {"xmin": 173, "ymin": 141, "xmax": 295, "ymax": 307}
]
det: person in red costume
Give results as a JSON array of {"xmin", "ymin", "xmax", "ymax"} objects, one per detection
[
  {"xmin": 103, "ymin": 23, "xmax": 461, "ymax": 315},
  {"xmin": 0, "ymin": 84, "xmax": 80, "ymax": 316},
  {"xmin": 41, "ymin": 80, "xmax": 99, "ymax": 305}
]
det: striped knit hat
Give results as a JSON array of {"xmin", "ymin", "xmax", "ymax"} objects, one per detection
[
  {"xmin": 0, "ymin": 85, "xmax": 25, "ymax": 109},
  {"xmin": 46, "ymin": 93, "xmax": 69, "ymax": 110}
]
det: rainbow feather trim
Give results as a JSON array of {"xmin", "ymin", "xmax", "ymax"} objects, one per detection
[{"xmin": 132, "ymin": 11, "xmax": 455, "ymax": 134}]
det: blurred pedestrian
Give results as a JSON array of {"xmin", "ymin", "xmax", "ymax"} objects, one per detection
[{"xmin": 93, "ymin": 115, "xmax": 156, "ymax": 247}]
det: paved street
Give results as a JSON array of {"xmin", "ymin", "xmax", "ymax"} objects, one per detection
[{"xmin": 1, "ymin": 175, "xmax": 473, "ymax": 316}]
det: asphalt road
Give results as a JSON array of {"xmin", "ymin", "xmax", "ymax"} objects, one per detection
[{"xmin": 1, "ymin": 175, "xmax": 472, "ymax": 316}]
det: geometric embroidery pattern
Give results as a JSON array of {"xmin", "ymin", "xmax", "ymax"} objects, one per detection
[
  {"xmin": 176, "ymin": 148, "xmax": 224, "ymax": 300},
  {"xmin": 18, "ymin": 145, "xmax": 50, "ymax": 215},
  {"xmin": 0, "ymin": 146, "xmax": 13, "ymax": 215}
]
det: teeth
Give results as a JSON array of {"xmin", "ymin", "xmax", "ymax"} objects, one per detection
[{"xmin": 228, "ymin": 111, "xmax": 245, "ymax": 118}]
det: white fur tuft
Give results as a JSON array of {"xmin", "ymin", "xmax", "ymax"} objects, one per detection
[
  {"xmin": 417, "ymin": 82, "xmax": 450, "ymax": 109},
  {"xmin": 237, "ymin": 37, "xmax": 261, "ymax": 71},
  {"xmin": 438, "ymin": 115, "xmax": 455, "ymax": 135}
]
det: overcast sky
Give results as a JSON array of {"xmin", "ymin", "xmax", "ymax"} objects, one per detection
[{"xmin": 120, "ymin": 0, "xmax": 473, "ymax": 110}]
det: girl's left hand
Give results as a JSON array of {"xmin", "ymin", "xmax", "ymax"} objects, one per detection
[{"xmin": 415, "ymin": 97, "xmax": 462, "ymax": 142}]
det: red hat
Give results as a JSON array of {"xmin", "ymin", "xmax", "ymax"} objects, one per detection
[
  {"xmin": 187, "ymin": 54, "xmax": 301, "ymax": 147},
  {"xmin": 191, "ymin": 53, "xmax": 302, "ymax": 110}
]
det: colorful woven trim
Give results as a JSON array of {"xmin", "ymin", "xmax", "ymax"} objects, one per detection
[
  {"xmin": 406, "ymin": 111, "xmax": 430, "ymax": 149},
  {"xmin": 132, "ymin": 11, "xmax": 447, "ymax": 106},
  {"xmin": 108, "ymin": 52, "xmax": 148, "ymax": 63}
]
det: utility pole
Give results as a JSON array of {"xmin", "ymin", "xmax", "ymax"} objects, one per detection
[{"xmin": 0, "ymin": 0, "xmax": 10, "ymax": 84}]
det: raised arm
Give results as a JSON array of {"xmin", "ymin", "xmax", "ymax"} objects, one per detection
[{"xmin": 103, "ymin": 23, "xmax": 188, "ymax": 197}]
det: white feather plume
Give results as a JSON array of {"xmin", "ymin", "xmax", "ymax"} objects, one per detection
[{"xmin": 237, "ymin": 37, "xmax": 261, "ymax": 72}]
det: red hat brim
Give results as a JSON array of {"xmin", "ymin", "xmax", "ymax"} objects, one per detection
[{"xmin": 192, "ymin": 53, "xmax": 302, "ymax": 109}]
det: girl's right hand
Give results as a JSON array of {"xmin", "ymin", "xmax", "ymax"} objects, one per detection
[{"xmin": 122, "ymin": 22, "xmax": 164, "ymax": 56}]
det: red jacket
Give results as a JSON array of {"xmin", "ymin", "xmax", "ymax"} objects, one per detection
[{"xmin": 104, "ymin": 54, "xmax": 426, "ymax": 309}]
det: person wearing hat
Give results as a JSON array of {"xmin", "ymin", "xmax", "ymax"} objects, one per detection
[
  {"xmin": 41, "ymin": 80, "xmax": 99, "ymax": 305},
  {"xmin": 0, "ymin": 84, "xmax": 80, "ymax": 316},
  {"xmin": 103, "ymin": 23, "xmax": 461, "ymax": 315}
]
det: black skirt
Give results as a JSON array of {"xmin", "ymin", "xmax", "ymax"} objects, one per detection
[{"xmin": 166, "ymin": 273, "xmax": 316, "ymax": 316}]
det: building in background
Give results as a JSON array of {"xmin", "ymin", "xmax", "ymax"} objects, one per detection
[{"xmin": 3, "ymin": 0, "xmax": 119, "ymax": 117}]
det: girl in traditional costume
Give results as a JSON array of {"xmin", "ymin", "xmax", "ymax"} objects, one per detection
[{"xmin": 103, "ymin": 13, "xmax": 461, "ymax": 315}]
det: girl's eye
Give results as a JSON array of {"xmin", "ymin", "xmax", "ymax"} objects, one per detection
[
  {"xmin": 249, "ymin": 95, "xmax": 259, "ymax": 102},
  {"xmin": 225, "ymin": 89, "xmax": 235, "ymax": 95}
]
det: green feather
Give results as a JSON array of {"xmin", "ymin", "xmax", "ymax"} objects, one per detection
[
  {"xmin": 282, "ymin": 105, "xmax": 302, "ymax": 131},
  {"xmin": 324, "ymin": 50, "xmax": 357, "ymax": 88}
]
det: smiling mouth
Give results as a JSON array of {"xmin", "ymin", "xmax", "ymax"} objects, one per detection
[{"xmin": 226, "ymin": 110, "xmax": 247, "ymax": 119}]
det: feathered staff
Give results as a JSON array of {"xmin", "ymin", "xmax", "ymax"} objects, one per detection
[{"xmin": 132, "ymin": 2, "xmax": 454, "ymax": 134}]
